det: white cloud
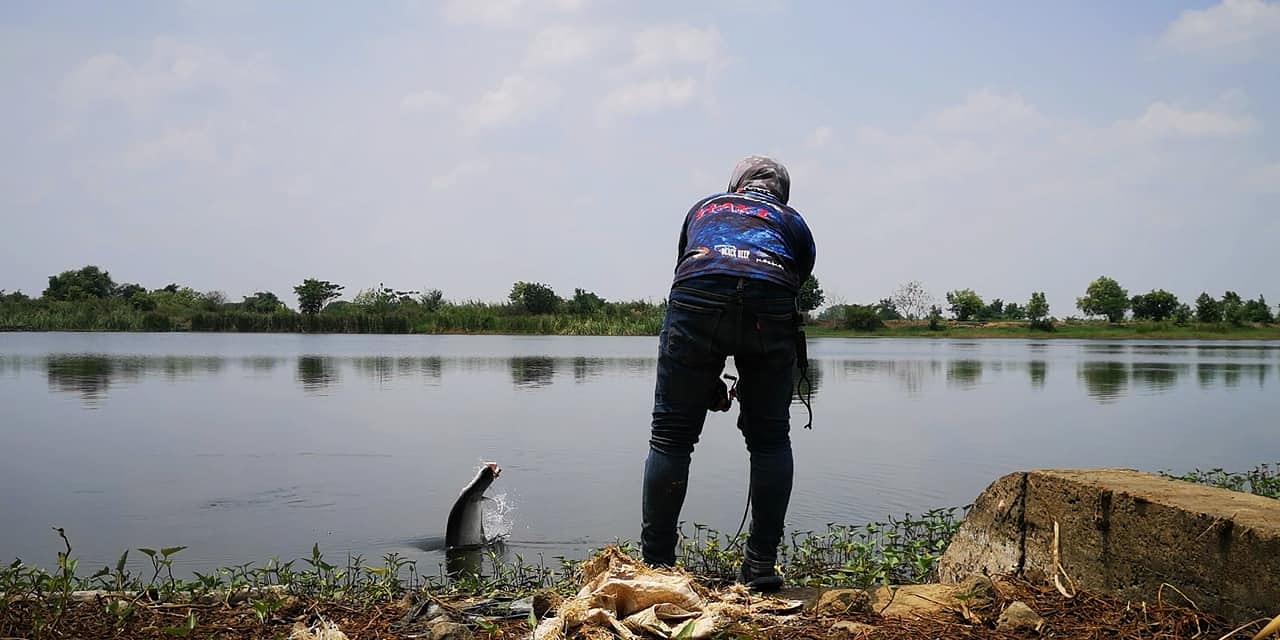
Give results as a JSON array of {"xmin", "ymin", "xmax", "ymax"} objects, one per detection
[
  {"xmin": 524, "ymin": 25, "xmax": 602, "ymax": 67},
  {"xmin": 121, "ymin": 127, "xmax": 218, "ymax": 170},
  {"xmin": 400, "ymin": 89, "xmax": 451, "ymax": 112},
  {"xmin": 442, "ymin": 0, "xmax": 589, "ymax": 27},
  {"xmin": 62, "ymin": 37, "xmax": 270, "ymax": 112},
  {"xmin": 462, "ymin": 74, "xmax": 559, "ymax": 132},
  {"xmin": 1161, "ymin": 0, "xmax": 1280, "ymax": 59},
  {"xmin": 629, "ymin": 24, "xmax": 727, "ymax": 71},
  {"xmin": 928, "ymin": 90, "xmax": 1047, "ymax": 132},
  {"xmin": 1128, "ymin": 102, "xmax": 1258, "ymax": 137},
  {"xmin": 806, "ymin": 126, "xmax": 833, "ymax": 149},
  {"xmin": 597, "ymin": 77, "xmax": 697, "ymax": 121}
]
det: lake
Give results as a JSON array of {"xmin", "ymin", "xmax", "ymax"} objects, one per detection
[{"xmin": 1, "ymin": 333, "xmax": 1277, "ymax": 577}]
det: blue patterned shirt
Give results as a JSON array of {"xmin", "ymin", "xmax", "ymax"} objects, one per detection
[{"xmin": 673, "ymin": 190, "xmax": 816, "ymax": 292}]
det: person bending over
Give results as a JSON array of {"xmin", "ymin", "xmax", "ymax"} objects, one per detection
[{"xmin": 641, "ymin": 155, "xmax": 816, "ymax": 592}]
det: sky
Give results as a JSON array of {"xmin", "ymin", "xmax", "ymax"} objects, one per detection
[{"xmin": 2, "ymin": 0, "xmax": 1278, "ymax": 314}]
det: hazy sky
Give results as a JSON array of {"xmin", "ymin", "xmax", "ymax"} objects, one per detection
[{"xmin": 2, "ymin": 0, "xmax": 1278, "ymax": 314}]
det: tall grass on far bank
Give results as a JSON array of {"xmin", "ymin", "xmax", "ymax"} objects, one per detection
[{"xmin": 0, "ymin": 297, "xmax": 665, "ymax": 336}]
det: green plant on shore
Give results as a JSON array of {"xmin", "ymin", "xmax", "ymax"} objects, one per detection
[
  {"xmin": 1160, "ymin": 463, "xmax": 1279, "ymax": 499},
  {"xmin": 671, "ymin": 508, "xmax": 967, "ymax": 588},
  {"xmin": 162, "ymin": 609, "xmax": 198, "ymax": 637}
]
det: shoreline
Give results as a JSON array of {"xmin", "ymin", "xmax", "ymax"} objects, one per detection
[{"xmin": 4, "ymin": 326, "xmax": 1280, "ymax": 341}]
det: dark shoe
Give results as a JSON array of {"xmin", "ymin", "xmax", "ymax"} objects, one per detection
[{"xmin": 738, "ymin": 562, "xmax": 784, "ymax": 592}]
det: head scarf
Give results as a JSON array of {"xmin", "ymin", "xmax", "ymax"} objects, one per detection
[{"xmin": 727, "ymin": 155, "xmax": 790, "ymax": 205}]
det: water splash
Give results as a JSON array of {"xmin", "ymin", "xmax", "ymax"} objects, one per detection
[{"xmin": 483, "ymin": 492, "xmax": 514, "ymax": 543}]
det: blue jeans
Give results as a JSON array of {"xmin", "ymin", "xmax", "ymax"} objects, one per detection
[{"xmin": 642, "ymin": 275, "xmax": 799, "ymax": 571}]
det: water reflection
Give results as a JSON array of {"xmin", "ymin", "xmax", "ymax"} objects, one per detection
[
  {"xmin": 946, "ymin": 360, "xmax": 983, "ymax": 389},
  {"xmin": 297, "ymin": 356, "xmax": 339, "ymax": 393},
  {"xmin": 241, "ymin": 357, "xmax": 281, "ymax": 373},
  {"xmin": 1224, "ymin": 363, "xmax": 1241, "ymax": 388},
  {"xmin": 1130, "ymin": 363, "xmax": 1187, "ymax": 394},
  {"xmin": 402, "ymin": 356, "xmax": 443, "ymax": 383},
  {"xmin": 1079, "ymin": 362, "xmax": 1128, "ymax": 402},
  {"xmin": 1082, "ymin": 344, "xmax": 1127, "ymax": 355},
  {"xmin": 839, "ymin": 359, "xmax": 941, "ymax": 395},
  {"xmin": 1196, "ymin": 345, "xmax": 1276, "ymax": 359},
  {"xmin": 44, "ymin": 355, "xmax": 223, "ymax": 404},
  {"xmin": 46, "ymin": 355, "xmax": 140, "ymax": 403},
  {"xmin": 1029, "ymin": 360, "xmax": 1046, "ymax": 389},
  {"xmin": 509, "ymin": 356, "xmax": 555, "ymax": 388},
  {"xmin": 10, "ymin": 346, "xmax": 1275, "ymax": 408},
  {"xmin": 573, "ymin": 357, "xmax": 604, "ymax": 383},
  {"xmin": 1193, "ymin": 363, "xmax": 1271, "ymax": 389},
  {"xmin": 352, "ymin": 356, "xmax": 396, "ymax": 384}
]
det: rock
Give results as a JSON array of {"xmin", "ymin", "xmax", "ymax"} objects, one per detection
[
  {"xmin": 939, "ymin": 468, "xmax": 1280, "ymax": 624},
  {"xmin": 428, "ymin": 620, "xmax": 473, "ymax": 640},
  {"xmin": 868, "ymin": 584, "xmax": 960, "ymax": 618},
  {"xmin": 276, "ymin": 595, "xmax": 304, "ymax": 618},
  {"xmin": 814, "ymin": 589, "xmax": 871, "ymax": 615},
  {"xmin": 830, "ymin": 620, "xmax": 876, "ymax": 637},
  {"xmin": 955, "ymin": 574, "xmax": 996, "ymax": 608},
  {"xmin": 997, "ymin": 601, "xmax": 1044, "ymax": 632}
]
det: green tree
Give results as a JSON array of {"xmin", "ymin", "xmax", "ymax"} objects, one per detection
[
  {"xmin": 979, "ymin": 298, "xmax": 1005, "ymax": 321},
  {"xmin": 201, "ymin": 290, "xmax": 228, "ymax": 311},
  {"xmin": 149, "ymin": 286, "xmax": 203, "ymax": 309},
  {"xmin": 1195, "ymin": 292, "xmax": 1221, "ymax": 323},
  {"xmin": 798, "ymin": 274, "xmax": 825, "ymax": 313},
  {"xmin": 1003, "ymin": 302, "xmax": 1026, "ymax": 320},
  {"xmin": 509, "ymin": 281, "xmax": 558, "ymax": 314},
  {"xmin": 1221, "ymin": 291, "xmax": 1245, "ymax": 326},
  {"xmin": 352, "ymin": 283, "xmax": 417, "ymax": 311},
  {"xmin": 242, "ymin": 292, "xmax": 285, "ymax": 313},
  {"xmin": 1130, "ymin": 289, "xmax": 1179, "ymax": 321},
  {"xmin": 112, "ymin": 283, "xmax": 152, "ymax": 310},
  {"xmin": 567, "ymin": 288, "xmax": 607, "ymax": 315},
  {"xmin": 418, "ymin": 288, "xmax": 444, "ymax": 312},
  {"xmin": 294, "ymin": 279, "xmax": 344, "ymax": 315},
  {"xmin": 113, "ymin": 283, "xmax": 146, "ymax": 299},
  {"xmin": 1027, "ymin": 291, "xmax": 1052, "ymax": 330},
  {"xmin": 874, "ymin": 297, "xmax": 902, "ymax": 321},
  {"xmin": 1172, "ymin": 303, "xmax": 1193, "ymax": 326},
  {"xmin": 0, "ymin": 289, "xmax": 31, "ymax": 304},
  {"xmin": 43, "ymin": 265, "xmax": 117, "ymax": 301},
  {"xmin": 1076, "ymin": 276, "xmax": 1129, "ymax": 322},
  {"xmin": 945, "ymin": 289, "xmax": 984, "ymax": 321},
  {"xmin": 1244, "ymin": 295, "xmax": 1274, "ymax": 324},
  {"xmin": 927, "ymin": 305, "xmax": 945, "ymax": 331}
]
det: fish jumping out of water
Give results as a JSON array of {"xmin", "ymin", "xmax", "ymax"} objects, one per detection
[{"xmin": 445, "ymin": 461, "xmax": 501, "ymax": 550}]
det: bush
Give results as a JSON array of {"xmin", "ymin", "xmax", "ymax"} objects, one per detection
[
  {"xmin": 509, "ymin": 281, "xmax": 559, "ymax": 314},
  {"xmin": 927, "ymin": 305, "xmax": 944, "ymax": 331},
  {"xmin": 142, "ymin": 312, "xmax": 172, "ymax": 332},
  {"xmin": 843, "ymin": 305, "xmax": 884, "ymax": 331}
]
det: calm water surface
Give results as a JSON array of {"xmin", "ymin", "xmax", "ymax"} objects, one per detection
[{"xmin": 2, "ymin": 333, "xmax": 1278, "ymax": 575}]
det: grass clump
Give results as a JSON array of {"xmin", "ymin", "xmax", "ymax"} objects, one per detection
[{"xmin": 1160, "ymin": 462, "xmax": 1280, "ymax": 499}]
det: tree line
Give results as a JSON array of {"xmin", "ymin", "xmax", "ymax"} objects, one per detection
[
  {"xmin": 812, "ymin": 275, "xmax": 1275, "ymax": 332},
  {"xmin": 0, "ymin": 265, "xmax": 664, "ymax": 334},
  {"xmin": 2, "ymin": 266, "xmax": 1275, "ymax": 334}
]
